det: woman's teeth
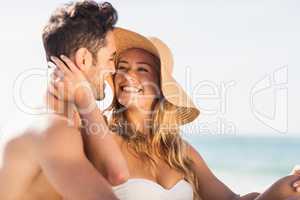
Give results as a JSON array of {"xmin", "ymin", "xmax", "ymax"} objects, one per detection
[{"xmin": 122, "ymin": 86, "xmax": 142, "ymax": 93}]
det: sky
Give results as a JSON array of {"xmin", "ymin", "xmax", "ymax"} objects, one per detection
[{"xmin": 0, "ymin": 0, "xmax": 299, "ymax": 137}]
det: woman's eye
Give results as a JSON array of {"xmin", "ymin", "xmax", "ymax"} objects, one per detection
[
  {"xmin": 117, "ymin": 66, "xmax": 127, "ymax": 71},
  {"xmin": 138, "ymin": 67, "xmax": 148, "ymax": 72}
]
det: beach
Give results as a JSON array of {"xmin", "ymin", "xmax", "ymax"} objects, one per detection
[{"xmin": 185, "ymin": 134, "xmax": 300, "ymax": 195}]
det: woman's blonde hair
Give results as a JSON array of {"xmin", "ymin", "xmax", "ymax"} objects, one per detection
[{"xmin": 109, "ymin": 49, "xmax": 201, "ymax": 200}]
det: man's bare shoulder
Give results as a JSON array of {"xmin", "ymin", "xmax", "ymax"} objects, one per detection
[
  {"xmin": 2, "ymin": 114, "xmax": 74, "ymax": 141},
  {"xmin": 0, "ymin": 114, "xmax": 81, "ymax": 164}
]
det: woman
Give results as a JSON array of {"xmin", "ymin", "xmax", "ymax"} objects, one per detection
[{"xmin": 53, "ymin": 27, "xmax": 300, "ymax": 200}]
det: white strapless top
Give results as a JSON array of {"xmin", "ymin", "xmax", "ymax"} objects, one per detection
[{"xmin": 112, "ymin": 178, "xmax": 193, "ymax": 200}]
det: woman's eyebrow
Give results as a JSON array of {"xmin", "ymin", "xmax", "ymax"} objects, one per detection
[
  {"xmin": 118, "ymin": 60, "xmax": 129, "ymax": 64},
  {"xmin": 136, "ymin": 62, "xmax": 152, "ymax": 68}
]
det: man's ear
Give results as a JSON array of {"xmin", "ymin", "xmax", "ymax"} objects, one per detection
[{"xmin": 74, "ymin": 48, "xmax": 93, "ymax": 71}]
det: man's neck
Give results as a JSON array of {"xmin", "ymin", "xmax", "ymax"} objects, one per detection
[{"xmin": 45, "ymin": 91, "xmax": 81, "ymax": 128}]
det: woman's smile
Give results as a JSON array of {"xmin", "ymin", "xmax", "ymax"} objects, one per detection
[{"xmin": 120, "ymin": 85, "xmax": 143, "ymax": 94}]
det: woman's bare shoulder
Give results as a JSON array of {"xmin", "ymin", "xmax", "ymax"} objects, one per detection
[{"xmin": 182, "ymin": 140, "xmax": 207, "ymax": 166}]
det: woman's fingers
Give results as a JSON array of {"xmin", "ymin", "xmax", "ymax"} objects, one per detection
[
  {"xmin": 50, "ymin": 56, "xmax": 71, "ymax": 76},
  {"xmin": 52, "ymin": 76, "xmax": 65, "ymax": 90},
  {"xmin": 48, "ymin": 81, "xmax": 59, "ymax": 98},
  {"xmin": 60, "ymin": 55, "xmax": 80, "ymax": 73},
  {"xmin": 50, "ymin": 69, "xmax": 63, "ymax": 82}
]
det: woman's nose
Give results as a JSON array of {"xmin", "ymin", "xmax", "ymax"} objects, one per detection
[{"xmin": 125, "ymin": 70, "xmax": 139, "ymax": 83}]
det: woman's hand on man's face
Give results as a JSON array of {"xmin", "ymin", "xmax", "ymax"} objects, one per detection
[{"xmin": 49, "ymin": 55, "xmax": 96, "ymax": 110}]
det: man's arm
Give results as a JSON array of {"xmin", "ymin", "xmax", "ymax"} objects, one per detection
[
  {"xmin": 35, "ymin": 116, "xmax": 118, "ymax": 200},
  {"xmin": 0, "ymin": 132, "xmax": 40, "ymax": 199}
]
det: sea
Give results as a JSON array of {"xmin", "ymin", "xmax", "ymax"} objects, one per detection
[{"xmin": 184, "ymin": 134, "xmax": 300, "ymax": 195}]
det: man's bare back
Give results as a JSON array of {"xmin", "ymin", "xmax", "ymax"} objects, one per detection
[{"xmin": 0, "ymin": 115, "xmax": 113, "ymax": 200}]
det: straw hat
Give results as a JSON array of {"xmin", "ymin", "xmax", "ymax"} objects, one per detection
[{"xmin": 113, "ymin": 27, "xmax": 200, "ymax": 125}]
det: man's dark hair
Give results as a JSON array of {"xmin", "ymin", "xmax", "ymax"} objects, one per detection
[{"xmin": 42, "ymin": 0, "xmax": 118, "ymax": 61}]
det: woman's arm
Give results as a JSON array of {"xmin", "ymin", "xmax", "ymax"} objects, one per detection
[
  {"xmin": 78, "ymin": 100, "xmax": 129, "ymax": 186},
  {"xmin": 50, "ymin": 55, "xmax": 129, "ymax": 186},
  {"xmin": 186, "ymin": 142, "xmax": 259, "ymax": 200}
]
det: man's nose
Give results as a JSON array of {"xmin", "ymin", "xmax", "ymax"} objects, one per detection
[
  {"xmin": 100, "ymin": 63, "xmax": 115, "ymax": 80},
  {"xmin": 105, "ymin": 74, "xmax": 114, "ymax": 91},
  {"xmin": 108, "ymin": 61, "xmax": 116, "ymax": 74}
]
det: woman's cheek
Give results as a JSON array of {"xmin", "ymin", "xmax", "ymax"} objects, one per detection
[{"xmin": 143, "ymin": 79, "xmax": 160, "ymax": 96}]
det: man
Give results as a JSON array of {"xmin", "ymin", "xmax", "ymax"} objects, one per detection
[{"xmin": 0, "ymin": 1, "xmax": 128, "ymax": 199}]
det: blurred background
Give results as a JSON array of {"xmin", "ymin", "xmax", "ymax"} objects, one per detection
[{"xmin": 0, "ymin": 0, "xmax": 299, "ymax": 195}]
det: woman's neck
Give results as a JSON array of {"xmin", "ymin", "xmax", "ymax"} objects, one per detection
[{"xmin": 124, "ymin": 107, "xmax": 153, "ymax": 135}]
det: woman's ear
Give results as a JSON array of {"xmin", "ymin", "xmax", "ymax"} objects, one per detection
[{"xmin": 74, "ymin": 48, "xmax": 93, "ymax": 71}]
